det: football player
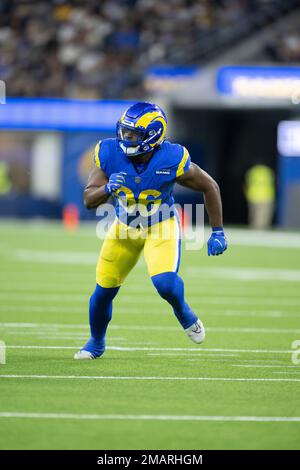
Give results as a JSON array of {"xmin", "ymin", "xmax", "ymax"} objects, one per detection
[{"xmin": 74, "ymin": 102, "xmax": 227, "ymax": 360}]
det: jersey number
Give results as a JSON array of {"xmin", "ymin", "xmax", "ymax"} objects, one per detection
[{"xmin": 115, "ymin": 186, "xmax": 162, "ymax": 216}]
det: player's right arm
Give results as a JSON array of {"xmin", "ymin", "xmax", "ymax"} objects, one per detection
[
  {"xmin": 83, "ymin": 165, "xmax": 109, "ymax": 209},
  {"xmin": 84, "ymin": 166, "xmax": 127, "ymax": 209},
  {"xmin": 84, "ymin": 139, "xmax": 127, "ymax": 209}
]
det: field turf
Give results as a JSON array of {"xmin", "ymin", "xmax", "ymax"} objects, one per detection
[{"xmin": 0, "ymin": 222, "xmax": 300, "ymax": 450}]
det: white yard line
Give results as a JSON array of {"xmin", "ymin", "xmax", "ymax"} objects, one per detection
[
  {"xmin": 0, "ymin": 287, "xmax": 151, "ymax": 295},
  {"xmin": 0, "ymin": 412, "xmax": 299, "ymax": 423},
  {"xmin": 3, "ymin": 346, "xmax": 240, "ymax": 358},
  {"xmin": 1, "ymin": 323, "xmax": 300, "ymax": 335},
  {"xmin": 220, "ymin": 310, "xmax": 291, "ymax": 318},
  {"xmin": 147, "ymin": 353, "xmax": 239, "ymax": 357},
  {"xmin": 196, "ymin": 298, "xmax": 300, "ymax": 306},
  {"xmin": 1, "ymin": 222, "xmax": 300, "ymax": 244},
  {"xmin": 6, "ymin": 334, "xmax": 127, "ymax": 342},
  {"xmin": 107, "ymin": 346, "xmax": 294, "ymax": 354},
  {"xmin": 10, "ymin": 250, "xmax": 144, "ymax": 269},
  {"xmin": 0, "ymin": 307, "xmax": 299, "ymax": 318},
  {"xmin": 0, "ymin": 306, "xmax": 147, "ymax": 314},
  {"xmin": 6, "ymin": 345, "xmax": 79, "ymax": 349},
  {"xmin": 1, "ymin": 292, "xmax": 299, "ymax": 306},
  {"xmin": 234, "ymin": 359, "xmax": 287, "ymax": 363},
  {"xmin": 0, "ymin": 374, "xmax": 299, "ymax": 383},
  {"xmin": 13, "ymin": 250, "xmax": 98, "ymax": 265},
  {"xmin": 223, "ymin": 228, "xmax": 300, "ymax": 249},
  {"xmin": 0, "ymin": 293, "xmax": 87, "ymax": 303},
  {"xmin": 1, "ymin": 281, "xmax": 299, "ymax": 297},
  {"xmin": 4, "ymin": 345, "xmax": 294, "ymax": 354},
  {"xmin": 186, "ymin": 267, "xmax": 300, "ymax": 282},
  {"xmin": 0, "ymin": 283, "xmax": 91, "ymax": 292},
  {"xmin": 232, "ymin": 364, "xmax": 298, "ymax": 368},
  {"xmin": 120, "ymin": 296, "xmax": 300, "ymax": 306},
  {"xmin": 2, "ymin": 329, "xmax": 299, "ymax": 339},
  {"xmin": 208, "ymin": 327, "xmax": 300, "ymax": 334},
  {"xmin": 273, "ymin": 371, "xmax": 300, "ymax": 375},
  {"xmin": 2, "ymin": 332, "xmax": 89, "ymax": 339}
]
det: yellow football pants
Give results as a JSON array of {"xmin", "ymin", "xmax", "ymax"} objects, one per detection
[{"xmin": 96, "ymin": 217, "xmax": 181, "ymax": 288}]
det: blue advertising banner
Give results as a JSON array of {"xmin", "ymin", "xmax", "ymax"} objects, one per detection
[
  {"xmin": 216, "ymin": 66, "xmax": 300, "ymax": 100},
  {"xmin": 277, "ymin": 121, "xmax": 300, "ymax": 228},
  {"xmin": 144, "ymin": 65, "xmax": 199, "ymax": 93},
  {"xmin": 0, "ymin": 98, "xmax": 134, "ymax": 130}
]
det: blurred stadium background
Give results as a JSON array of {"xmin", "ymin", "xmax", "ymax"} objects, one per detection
[
  {"xmin": 1, "ymin": 0, "xmax": 300, "ymax": 226},
  {"xmin": 1, "ymin": 0, "xmax": 300, "ymax": 451}
]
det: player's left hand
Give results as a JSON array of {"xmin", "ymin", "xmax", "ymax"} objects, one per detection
[{"xmin": 207, "ymin": 228, "xmax": 228, "ymax": 256}]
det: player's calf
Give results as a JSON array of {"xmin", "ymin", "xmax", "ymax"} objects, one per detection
[
  {"xmin": 74, "ymin": 284, "xmax": 119, "ymax": 360},
  {"xmin": 151, "ymin": 272, "xmax": 205, "ymax": 343}
]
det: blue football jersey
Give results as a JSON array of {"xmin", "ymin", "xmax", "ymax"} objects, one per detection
[{"xmin": 94, "ymin": 138, "xmax": 190, "ymax": 226}]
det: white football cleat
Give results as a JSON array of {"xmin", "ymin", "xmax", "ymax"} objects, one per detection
[
  {"xmin": 185, "ymin": 319, "xmax": 205, "ymax": 344},
  {"xmin": 74, "ymin": 350, "xmax": 95, "ymax": 360}
]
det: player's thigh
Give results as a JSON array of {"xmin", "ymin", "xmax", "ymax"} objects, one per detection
[
  {"xmin": 96, "ymin": 220, "xmax": 143, "ymax": 288},
  {"xmin": 144, "ymin": 217, "xmax": 182, "ymax": 277}
]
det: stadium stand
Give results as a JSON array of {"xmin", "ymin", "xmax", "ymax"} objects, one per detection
[{"xmin": 0, "ymin": 0, "xmax": 299, "ymax": 99}]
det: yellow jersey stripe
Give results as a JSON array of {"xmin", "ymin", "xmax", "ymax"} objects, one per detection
[
  {"xmin": 94, "ymin": 141, "xmax": 101, "ymax": 169},
  {"xmin": 176, "ymin": 147, "xmax": 189, "ymax": 178}
]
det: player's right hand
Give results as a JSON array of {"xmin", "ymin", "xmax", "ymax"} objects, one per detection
[{"xmin": 105, "ymin": 172, "xmax": 126, "ymax": 194}]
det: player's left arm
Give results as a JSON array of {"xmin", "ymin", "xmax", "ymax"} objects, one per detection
[{"xmin": 176, "ymin": 162, "xmax": 228, "ymax": 256}]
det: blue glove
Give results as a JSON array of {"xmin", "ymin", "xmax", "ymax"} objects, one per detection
[
  {"xmin": 105, "ymin": 172, "xmax": 126, "ymax": 194},
  {"xmin": 207, "ymin": 227, "xmax": 228, "ymax": 256}
]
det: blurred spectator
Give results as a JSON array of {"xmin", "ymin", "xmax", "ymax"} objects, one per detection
[
  {"xmin": 264, "ymin": 25, "xmax": 300, "ymax": 63},
  {"xmin": 0, "ymin": 0, "xmax": 290, "ymax": 99},
  {"xmin": 244, "ymin": 164, "xmax": 275, "ymax": 230}
]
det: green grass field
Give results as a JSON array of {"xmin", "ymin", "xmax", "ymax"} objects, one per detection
[{"xmin": 0, "ymin": 221, "xmax": 300, "ymax": 450}]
